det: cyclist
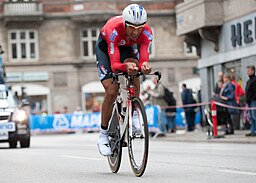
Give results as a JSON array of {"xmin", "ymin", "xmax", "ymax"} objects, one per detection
[{"xmin": 96, "ymin": 4, "xmax": 153, "ymax": 156}]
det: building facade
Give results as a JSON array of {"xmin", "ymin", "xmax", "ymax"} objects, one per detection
[
  {"xmin": 0, "ymin": 0, "xmax": 198, "ymax": 114},
  {"xmin": 176, "ymin": 0, "xmax": 256, "ymax": 103}
]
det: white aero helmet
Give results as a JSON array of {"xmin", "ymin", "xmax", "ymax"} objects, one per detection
[{"xmin": 122, "ymin": 4, "xmax": 147, "ymax": 26}]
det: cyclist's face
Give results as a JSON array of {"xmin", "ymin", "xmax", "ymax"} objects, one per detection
[{"xmin": 125, "ymin": 24, "xmax": 144, "ymax": 41}]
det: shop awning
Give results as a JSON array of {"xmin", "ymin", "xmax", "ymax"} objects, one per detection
[
  {"xmin": 82, "ymin": 81, "xmax": 104, "ymax": 93},
  {"xmin": 11, "ymin": 84, "xmax": 50, "ymax": 96}
]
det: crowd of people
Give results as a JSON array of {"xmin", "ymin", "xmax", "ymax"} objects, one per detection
[
  {"xmin": 140, "ymin": 76, "xmax": 177, "ymax": 135},
  {"xmin": 211, "ymin": 66, "xmax": 256, "ymax": 137},
  {"xmin": 140, "ymin": 65, "xmax": 256, "ymax": 138},
  {"xmin": 212, "ymin": 72, "xmax": 243, "ymax": 135},
  {"xmin": 141, "ymin": 78, "xmax": 201, "ymax": 135}
]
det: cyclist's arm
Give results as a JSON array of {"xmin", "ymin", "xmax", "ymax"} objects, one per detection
[
  {"xmin": 104, "ymin": 28, "xmax": 127, "ymax": 73},
  {"xmin": 108, "ymin": 44, "xmax": 138, "ymax": 74},
  {"xmin": 138, "ymin": 29, "xmax": 153, "ymax": 69},
  {"xmin": 138, "ymin": 43, "xmax": 150, "ymax": 69},
  {"xmin": 109, "ymin": 47, "xmax": 127, "ymax": 73},
  {"xmin": 106, "ymin": 38, "xmax": 126, "ymax": 73}
]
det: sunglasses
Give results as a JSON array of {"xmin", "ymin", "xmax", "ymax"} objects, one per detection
[{"xmin": 125, "ymin": 22, "xmax": 145, "ymax": 30}]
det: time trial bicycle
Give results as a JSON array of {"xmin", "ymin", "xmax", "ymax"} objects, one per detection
[{"xmin": 107, "ymin": 71, "xmax": 161, "ymax": 177}]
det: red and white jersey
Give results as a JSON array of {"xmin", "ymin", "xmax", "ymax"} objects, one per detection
[{"xmin": 101, "ymin": 16, "xmax": 153, "ymax": 72}]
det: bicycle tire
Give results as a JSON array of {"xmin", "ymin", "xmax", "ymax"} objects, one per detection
[
  {"xmin": 127, "ymin": 97, "xmax": 149, "ymax": 177},
  {"xmin": 107, "ymin": 108, "xmax": 123, "ymax": 173}
]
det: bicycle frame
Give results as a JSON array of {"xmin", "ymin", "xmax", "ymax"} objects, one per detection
[
  {"xmin": 109, "ymin": 74, "xmax": 137, "ymax": 140},
  {"xmin": 110, "ymin": 71, "xmax": 161, "ymax": 133},
  {"xmin": 107, "ymin": 71, "xmax": 161, "ymax": 176}
]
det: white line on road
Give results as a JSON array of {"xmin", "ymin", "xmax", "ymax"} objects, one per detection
[
  {"xmin": 61, "ymin": 155, "xmax": 105, "ymax": 161},
  {"xmin": 219, "ymin": 169, "xmax": 256, "ymax": 176}
]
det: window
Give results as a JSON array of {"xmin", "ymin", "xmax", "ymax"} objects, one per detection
[
  {"xmin": 81, "ymin": 28, "xmax": 100, "ymax": 59},
  {"xmin": 8, "ymin": 30, "xmax": 39, "ymax": 61}
]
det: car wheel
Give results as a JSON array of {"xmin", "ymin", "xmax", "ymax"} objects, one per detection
[
  {"xmin": 20, "ymin": 137, "xmax": 30, "ymax": 148},
  {"xmin": 9, "ymin": 140, "xmax": 17, "ymax": 148}
]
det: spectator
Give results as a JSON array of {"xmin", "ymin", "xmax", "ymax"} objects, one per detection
[
  {"xmin": 165, "ymin": 91, "xmax": 177, "ymax": 133},
  {"xmin": 219, "ymin": 73, "xmax": 237, "ymax": 135},
  {"xmin": 245, "ymin": 65, "xmax": 256, "ymax": 137},
  {"xmin": 181, "ymin": 83, "xmax": 195, "ymax": 132},
  {"xmin": 213, "ymin": 71, "xmax": 224, "ymax": 96},
  {"xmin": 53, "ymin": 110, "xmax": 60, "ymax": 114},
  {"xmin": 213, "ymin": 80, "xmax": 224, "ymax": 98},
  {"xmin": 63, "ymin": 106, "xmax": 69, "ymax": 114},
  {"xmin": 140, "ymin": 85, "xmax": 151, "ymax": 106},
  {"xmin": 147, "ymin": 76, "xmax": 167, "ymax": 135},
  {"xmin": 74, "ymin": 106, "xmax": 83, "ymax": 115},
  {"xmin": 231, "ymin": 74, "xmax": 245, "ymax": 130},
  {"xmin": 41, "ymin": 107, "xmax": 47, "ymax": 116}
]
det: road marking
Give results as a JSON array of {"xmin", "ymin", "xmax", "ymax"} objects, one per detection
[
  {"xmin": 219, "ymin": 169, "xmax": 256, "ymax": 176},
  {"xmin": 8, "ymin": 151, "xmax": 47, "ymax": 156},
  {"xmin": 61, "ymin": 155, "xmax": 105, "ymax": 161}
]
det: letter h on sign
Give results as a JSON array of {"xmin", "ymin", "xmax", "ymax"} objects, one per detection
[
  {"xmin": 231, "ymin": 17, "xmax": 255, "ymax": 47},
  {"xmin": 231, "ymin": 23, "xmax": 242, "ymax": 47}
]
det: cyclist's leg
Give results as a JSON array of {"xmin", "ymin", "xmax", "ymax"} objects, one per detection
[
  {"xmin": 97, "ymin": 41, "xmax": 136, "ymax": 128},
  {"xmin": 101, "ymin": 79, "xmax": 118, "ymax": 128},
  {"xmin": 96, "ymin": 35, "xmax": 118, "ymax": 156},
  {"xmin": 96, "ymin": 37, "xmax": 137, "ymax": 155}
]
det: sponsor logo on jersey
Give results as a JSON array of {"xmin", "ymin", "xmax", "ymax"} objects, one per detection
[
  {"xmin": 110, "ymin": 42, "xmax": 114, "ymax": 54},
  {"xmin": 148, "ymin": 42, "xmax": 152, "ymax": 53},
  {"xmin": 98, "ymin": 66, "xmax": 108, "ymax": 80},
  {"xmin": 118, "ymin": 39, "xmax": 126, "ymax": 46},
  {"xmin": 143, "ymin": 30, "xmax": 152, "ymax": 41},
  {"xmin": 99, "ymin": 65, "xmax": 107, "ymax": 75},
  {"xmin": 110, "ymin": 29, "xmax": 118, "ymax": 42}
]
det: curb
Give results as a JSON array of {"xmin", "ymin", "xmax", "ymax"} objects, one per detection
[{"xmin": 152, "ymin": 130, "xmax": 256, "ymax": 144}]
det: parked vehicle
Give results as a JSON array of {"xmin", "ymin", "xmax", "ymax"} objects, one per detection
[{"xmin": 0, "ymin": 84, "xmax": 30, "ymax": 148}]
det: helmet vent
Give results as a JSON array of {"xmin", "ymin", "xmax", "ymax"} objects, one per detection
[{"xmin": 123, "ymin": 4, "xmax": 147, "ymax": 25}]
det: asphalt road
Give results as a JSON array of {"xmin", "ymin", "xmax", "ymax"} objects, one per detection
[{"xmin": 0, "ymin": 133, "xmax": 256, "ymax": 183}]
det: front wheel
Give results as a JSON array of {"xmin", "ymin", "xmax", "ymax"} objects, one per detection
[
  {"xmin": 107, "ymin": 108, "xmax": 123, "ymax": 173},
  {"xmin": 127, "ymin": 97, "xmax": 149, "ymax": 177}
]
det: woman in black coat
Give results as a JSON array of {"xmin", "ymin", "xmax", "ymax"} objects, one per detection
[{"xmin": 219, "ymin": 74, "xmax": 238, "ymax": 134}]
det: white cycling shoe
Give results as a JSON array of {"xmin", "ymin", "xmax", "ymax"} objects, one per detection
[
  {"xmin": 132, "ymin": 111, "xmax": 141, "ymax": 136},
  {"xmin": 97, "ymin": 133, "xmax": 112, "ymax": 156}
]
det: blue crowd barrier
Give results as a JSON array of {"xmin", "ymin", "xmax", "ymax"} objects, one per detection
[
  {"xmin": 29, "ymin": 106, "xmax": 201, "ymax": 133},
  {"xmin": 30, "ymin": 112, "xmax": 101, "ymax": 132}
]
